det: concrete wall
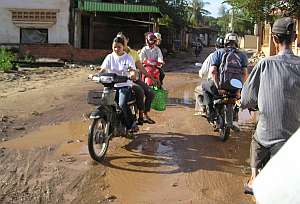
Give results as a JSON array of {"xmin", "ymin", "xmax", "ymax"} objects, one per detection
[
  {"xmin": 20, "ymin": 44, "xmax": 111, "ymax": 62},
  {"xmin": 240, "ymin": 35, "xmax": 257, "ymax": 49},
  {"xmin": 0, "ymin": 0, "xmax": 70, "ymax": 44}
]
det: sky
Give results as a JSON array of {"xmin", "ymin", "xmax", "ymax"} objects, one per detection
[{"xmin": 204, "ymin": 0, "xmax": 227, "ymax": 18}]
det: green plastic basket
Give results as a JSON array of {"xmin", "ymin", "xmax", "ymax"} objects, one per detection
[{"xmin": 151, "ymin": 87, "xmax": 168, "ymax": 111}]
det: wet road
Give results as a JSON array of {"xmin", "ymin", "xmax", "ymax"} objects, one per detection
[
  {"xmin": 0, "ymin": 49, "xmax": 255, "ymax": 203},
  {"xmin": 97, "ymin": 73, "xmax": 255, "ymax": 204}
]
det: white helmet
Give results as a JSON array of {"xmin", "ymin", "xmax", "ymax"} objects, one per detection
[
  {"xmin": 154, "ymin": 32, "xmax": 162, "ymax": 40},
  {"xmin": 224, "ymin": 33, "xmax": 239, "ymax": 46}
]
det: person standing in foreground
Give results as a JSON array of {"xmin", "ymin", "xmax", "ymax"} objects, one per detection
[{"xmin": 241, "ymin": 17, "xmax": 300, "ymax": 195}]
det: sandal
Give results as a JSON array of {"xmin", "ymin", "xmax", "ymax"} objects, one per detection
[
  {"xmin": 137, "ymin": 117, "xmax": 144, "ymax": 126},
  {"xmin": 144, "ymin": 116, "xmax": 155, "ymax": 124},
  {"xmin": 244, "ymin": 181, "xmax": 254, "ymax": 195}
]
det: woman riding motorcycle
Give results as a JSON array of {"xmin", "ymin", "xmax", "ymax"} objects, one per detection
[
  {"xmin": 116, "ymin": 32, "xmax": 156, "ymax": 125},
  {"xmin": 139, "ymin": 32, "xmax": 165, "ymax": 85},
  {"xmin": 97, "ymin": 36, "xmax": 139, "ymax": 132}
]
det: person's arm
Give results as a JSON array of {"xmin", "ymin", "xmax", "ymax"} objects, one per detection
[
  {"xmin": 209, "ymin": 65, "xmax": 219, "ymax": 88},
  {"xmin": 156, "ymin": 47, "xmax": 164, "ymax": 64},
  {"xmin": 240, "ymin": 61, "xmax": 263, "ymax": 109},
  {"xmin": 139, "ymin": 47, "xmax": 146, "ymax": 63},
  {"xmin": 242, "ymin": 67, "xmax": 248, "ymax": 82},
  {"xmin": 136, "ymin": 59, "xmax": 160, "ymax": 85},
  {"xmin": 209, "ymin": 50, "xmax": 221, "ymax": 88},
  {"xmin": 97, "ymin": 55, "xmax": 110, "ymax": 73},
  {"xmin": 199, "ymin": 53, "xmax": 213, "ymax": 79},
  {"xmin": 241, "ymin": 52, "xmax": 249, "ymax": 82}
]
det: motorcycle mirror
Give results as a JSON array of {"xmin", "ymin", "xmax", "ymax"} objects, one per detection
[{"xmin": 230, "ymin": 79, "xmax": 243, "ymax": 89}]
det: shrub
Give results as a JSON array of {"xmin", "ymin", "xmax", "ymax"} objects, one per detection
[{"xmin": 0, "ymin": 48, "xmax": 16, "ymax": 72}]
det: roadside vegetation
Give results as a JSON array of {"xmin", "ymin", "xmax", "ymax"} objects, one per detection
[{"xmin": 0, "ymin": 48, "xmax": 16, "ymax": 73}]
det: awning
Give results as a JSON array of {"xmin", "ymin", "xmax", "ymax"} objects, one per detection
[{"xmin": 78, "ymin": 1, "xmax": 160, "ymax": 14}]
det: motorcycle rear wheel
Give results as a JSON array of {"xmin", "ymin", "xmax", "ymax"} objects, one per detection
[{"xmin": 88, "ymin": 118, "xmax": 111, "ymax": 162}]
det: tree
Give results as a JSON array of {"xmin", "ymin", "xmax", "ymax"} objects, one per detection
[
  {"xmin": 156, "ymin": 0, "xmax": 189, "ymax": 30},
  {"xmin": 187, "ymin": 0, "xmax": 211, "ymax": 27},
  {"xmin": 224, "ymin": 0, "xmax": 300, "ymax": 23}
]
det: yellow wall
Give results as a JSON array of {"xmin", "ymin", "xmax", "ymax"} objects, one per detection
[{"xmin": 240, "ymin": 35, "xmax": 257, "ymax": 49}]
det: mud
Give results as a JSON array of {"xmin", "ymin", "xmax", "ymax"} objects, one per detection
[{"xmin": 0, "ymin": 48, "xmax": 255, "ymax": 203}]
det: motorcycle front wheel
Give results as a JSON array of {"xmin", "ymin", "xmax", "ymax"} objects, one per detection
[
  {"xmin": 88, "ymin": 118, "xmax": 111, "ymax": 162},
  {"xmin": 219, "ymin": 126, "xmax": 230, "ymax": 142}
]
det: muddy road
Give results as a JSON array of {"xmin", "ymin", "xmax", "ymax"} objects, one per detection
[{"xmin": 0, "ymin": 48, "xmax": 255, "ymax": 204}]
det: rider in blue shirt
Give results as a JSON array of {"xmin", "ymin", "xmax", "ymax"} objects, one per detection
[{"xmin": 202, "ymin": 33, "xmax": 248, "ymax": 129}]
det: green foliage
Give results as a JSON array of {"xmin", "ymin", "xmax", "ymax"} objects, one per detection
[
  {"xmin": 186, "ymin": 0, "xmax": 210, "ymax": 27},
  {"xmin": 157, "ymin": 0, "xmax": 189, "ymax": 30},
  {"xmin": 224, "ymin": 0, "xmax": 300, "ymax": 23},
  {"xmin": 0, "ymin": 48, "xmax": 16, "ymax": 72},
  {"xmin": 156, "ymin": 0, "xmax": 210, "ymax": 30}
]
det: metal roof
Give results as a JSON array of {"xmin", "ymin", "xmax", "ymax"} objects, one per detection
[{"xmin": 78, "ymin": 1, "xmax": 160, "ymax": 14}]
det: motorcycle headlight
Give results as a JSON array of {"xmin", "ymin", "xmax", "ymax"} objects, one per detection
[{"xmin": 100, "ymin": 76, "xmax": 113, "ymax": 83}]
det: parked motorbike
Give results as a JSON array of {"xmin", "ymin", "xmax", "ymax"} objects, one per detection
[
  {"xmin": 142, "ymin": 58, "xmax": 162, "ymax": 86},
  {"xmin": 87, "ymin": 73, "xmax": 137, "ymax": 162},
  {"xmin": 211, "ymin": 79, "xmax": 243, "ymax": 141}
]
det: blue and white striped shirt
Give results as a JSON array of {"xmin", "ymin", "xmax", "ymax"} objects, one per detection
[{"xmin": 241, "ymin": 49, "xmax": 300, "ymax": 147}]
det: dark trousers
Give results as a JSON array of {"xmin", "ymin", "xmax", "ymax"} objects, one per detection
[
  {"xmin": 250, "ymin": 137, "xmax": 286, "ymax": 169},
  {"xmin": 132, "ymin": 79, "xmax": 155, "ymax": 113},
  {"xmin": 202, "ymin": 80, "xmax": 219, "ymax": 120},
  {"xmin": 158, "ymin": 67, "xmax": 165, "ymax": 84}
]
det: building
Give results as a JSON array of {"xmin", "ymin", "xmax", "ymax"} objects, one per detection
[
  {"xmin": 257, "ymin": 18, "xmax": 300, "ymax": 57},
  {"xmin": 0, "ymin": 0, "xmax": 161, "ymax": 62},
  {"xmin": 73, "ymin": 0, "xmax": 162, "ymax": 50},
  {"xmin": 0, "ymin": 0, "xmax": 70, "ymax": 46}
]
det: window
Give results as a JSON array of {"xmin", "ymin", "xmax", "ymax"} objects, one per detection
[
  {"xmin": 11, "ymin": 9, "xmax": 57, "ymax": 23},
  {"xmin": 20, "ymin": 28, "xmax": 48, "ymax": 44}
]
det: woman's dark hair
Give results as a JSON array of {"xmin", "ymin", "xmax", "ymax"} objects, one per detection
[
  {"xmin": 113, "ymin": 36, "xmax": 125, "ymax": 46},
  {"xmin": 273, "ymin": 23, "xmax": 295, "ymax": 44},
  {"xmin": 273, "ymin": 33, "xmax": 294, "ymax": 44}
]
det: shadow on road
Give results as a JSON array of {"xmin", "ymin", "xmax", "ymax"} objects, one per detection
[{"xmin": 102, "ymin": 132, "xmax": 251, "ymax": 175}]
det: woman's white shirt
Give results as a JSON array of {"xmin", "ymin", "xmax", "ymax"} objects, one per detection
[{"xmin": 101, "ymin": 52, "xmax": 136, "ymax": 87}]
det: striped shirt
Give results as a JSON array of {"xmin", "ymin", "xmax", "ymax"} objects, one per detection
[{"xmin": 241, "ymin": 49, "xmax": 300, "ymax": 147}]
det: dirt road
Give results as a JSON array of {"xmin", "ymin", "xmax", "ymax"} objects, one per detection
[{"xmin": 0, "ymin": 48, "xmax": 255, "ymax": 204}]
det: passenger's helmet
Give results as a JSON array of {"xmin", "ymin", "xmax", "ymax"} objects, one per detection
[
  {"xmin": 215, "ymin": 37, "xmax": 225, "ymax": 48},
  {"xmin": 224, "ymin": 33, "xmax": 239, "ymax": 47},
  {"xmin": 154, "ymin": 32, "xmax": 162, "ymax": 40},
  {"xmin": 146, "ymin": 32, "xmax": 157, "ymax": 46}
]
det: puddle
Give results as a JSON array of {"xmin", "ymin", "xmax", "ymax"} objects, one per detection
[
  {"xmin": 168, "ymin": 89, "xmax": 194, "ymax": 106},
  {"xmin": 238, "ymin": 109, "xmax": 257, "ymax": 130},
  {"xmin": 2, "ymin": 121, "xmax": 90, "ymax": 155}
]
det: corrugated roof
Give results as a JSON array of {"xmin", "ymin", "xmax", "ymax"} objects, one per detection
[{"xmin": 78, "ymin": 1, "xmax": 160, "ymax": 13}]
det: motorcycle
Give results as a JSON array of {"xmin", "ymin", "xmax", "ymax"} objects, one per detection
[
  {"xmin": 211, "ymin": 79, "xmax": 243, "ymax": 141},
  {"xmin": 142, "ymin": 58, "xmax": 162, "ymax": 86},
  {"xmin": 87, "ymin": 73, "xmax": 137, "ymax": 162}
]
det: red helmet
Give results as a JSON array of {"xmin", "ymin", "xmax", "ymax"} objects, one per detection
[{"xmin": 146, "ymin": 32, "xmax": 157, "ymax": 46}]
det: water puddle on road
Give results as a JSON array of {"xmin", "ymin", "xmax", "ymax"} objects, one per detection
[
  {"xmin": 168, "ymin": 89, "xmax": 195, "ymax": 106},
  {"xmin": 237, "ymin": 110, "xmax": 257, "ymax": 130},
  {"xmin": 1, "ymin": 121, "xmax": 90, "ymax": 156},
  {"xmin": 103, "ymin": 136, "xmax": 181, "ymax": 203}
]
